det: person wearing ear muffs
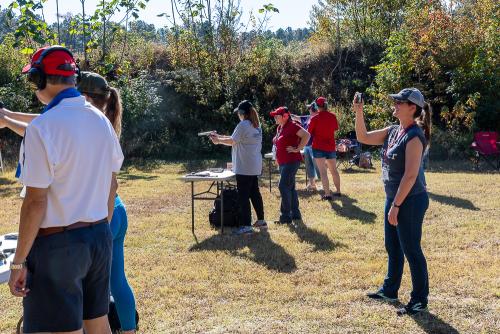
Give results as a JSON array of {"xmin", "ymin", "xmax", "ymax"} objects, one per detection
[
  {"xmin": 6, "ymin": 46, "xmax": 123, "ymax": 334},
  {"xmin": 209, "ymin": 100, "xmax": 267, "ymax": 235}
]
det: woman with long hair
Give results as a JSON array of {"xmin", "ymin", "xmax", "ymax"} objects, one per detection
[
  {"xmin": 353, "ymin": 88, "xmax": 432, "ymax": 316},
  {"xmin": 209, "ymin": 100, "xmax": 267, "ymax": 235},
  {"xmin": 78, "ymin": 71, "xmax": 137, "ymax": 333}
]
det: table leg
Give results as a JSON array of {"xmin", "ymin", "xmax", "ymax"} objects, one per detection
[
  {"xmin": 220, "ymin": 181, "xmax": 224, "ymax": 234},
  {"xmin": 191, "ymin": 181, "xmax": 195, "ymax": 234},
  {"xmin": 269, "ymin": 159, "xmax": 272, "ymax": 192},
  {"xmin": 305, "ymin": 162, "xmax": 308, "ymax": 186}
]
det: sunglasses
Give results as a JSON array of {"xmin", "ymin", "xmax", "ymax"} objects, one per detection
[{"xmin": 394, "ymin": 100, "xmax": 409, "ymax": 105}]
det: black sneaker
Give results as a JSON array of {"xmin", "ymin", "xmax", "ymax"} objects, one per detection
[
  {"xmin": 397, "ymin": 301, "xmax": 428, "ymax": 316},
  {"xmin": 366, "ymin": 290, "xmax": 398, "ymax": 302}
]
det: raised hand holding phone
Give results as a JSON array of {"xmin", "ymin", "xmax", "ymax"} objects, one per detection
[{"xmin": 353, "ymin": 92, "xmax": 364, "ymax": 113}]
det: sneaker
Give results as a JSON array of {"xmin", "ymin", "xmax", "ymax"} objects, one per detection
[
  {"xmin": 321, "ymin": 195, "xmax": 333, "ymax": 201},
  {"xmin": 233, "ymin": 226, "xmax": 254, "ymax": 235},
  {"xmin": 366, "ymin": 290, "xmax": 398, "ymax": 302},
  {"xmin": 253, "ymin": 220, "xmax": 268, "ymax": 229},
  {"xmin": 274, "ymin": 220, "xmax": 292, "ymax": 225},
  {"xmin": 397, "ymin": 301, "xmax": 428, "ymax": 316}
]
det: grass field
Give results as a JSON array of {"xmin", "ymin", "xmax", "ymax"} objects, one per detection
[{"xmin": 1, "ymin": 161, "xmax": 499, "ymax": 334}]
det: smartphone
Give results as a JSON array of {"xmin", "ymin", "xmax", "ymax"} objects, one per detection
[{"xmin": 354, "ymin": 92, "xmax": 364, "ymax": 104}]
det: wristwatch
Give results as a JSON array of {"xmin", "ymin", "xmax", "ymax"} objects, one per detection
[
  {"xmin": 10, "ymin": 261, "xmax": 26, "ymax": 270},
  {"xmin": 392, "ymin": 202, "xmax": 401, "ymax": 208}
]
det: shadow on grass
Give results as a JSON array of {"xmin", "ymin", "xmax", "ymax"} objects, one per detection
[
  {"xmin": 340, "ymin": 167, "xmax": 376, "ymax": 174},
  {"xmin": 428, "ymin": 192, "xmax": 479, "ymax": 211},
  {"xmin": 287, "ymin": 219, "xmax": 346, "ymax": 252},
  {"xmin": 117, "ymin": 172, "xmax": 159, "ymax": 181},
  {"xmin": 189, "ymin": 230, "xmax": 297, "ymax": 273},
  {"xmin": 390, "ymin": 302, "xmax": 459, "ymax": 334},
  {"xmin": 328, "ymin": 194, "xmax": 377, "ymax": 224},
  {"xmin": 0, "ymin": 176, "xmax": 15, "ymax": 186},
  {"xmin": 122, "ymin": 158, "xmax": 164, "ymax": 172},
  {"xmin": 295, "ymin": 189, "xmax": 320, "ymax": 198},
  {"xmin": 0, "ymin": 187, "xmax": 20, "ymax": 198}
]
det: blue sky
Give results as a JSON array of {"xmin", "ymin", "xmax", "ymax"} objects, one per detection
[{"xmin": 1, "ymin": 0, "xmax": 319, "ymax": 30}]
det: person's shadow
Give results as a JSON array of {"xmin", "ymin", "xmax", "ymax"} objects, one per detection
[
  {"xmin": 428, "ymin": 192, "xmax": 479, "ymax": 211},
  {"xmin": 287, "ymin": 219, "xmax": 346, "ymax": 252},
  {"xmin": 391, "ymin": 302, "xmax": 460, "ymax": 334},
  {"xmin": 328, "ymin": 194, "xmax": 377, "ymax": 224},
  {"xmin": 0, "ymin": 177, "xmax": 18, "ymax": 198},
  {"xmin": 189, "ymin": 230, "xmax": 297, "ymax": 273}
]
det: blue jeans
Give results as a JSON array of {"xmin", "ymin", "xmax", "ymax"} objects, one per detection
[
  {"xmin": 110, "ymin": 196, "xmax": 137, "ymax": 331},
  {"xmin": 278, "ymin": 161, "xmax": 301, "ymax": 222},
  {"xmin": 303, "ymin": 145, "xmax": 320, "ymax": 179},
  {"xmin": 382, "ymin": 192, "xmax": 429, "ymax": 303}
]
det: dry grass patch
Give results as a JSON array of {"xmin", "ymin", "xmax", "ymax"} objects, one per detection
[{"xmin": 0, "ymin": 162, "xmax": 499, "ymax": 333}]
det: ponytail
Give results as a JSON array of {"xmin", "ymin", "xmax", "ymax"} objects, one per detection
[
  {"xmin": 85, "ymin": 86, "xmax": 123, "ymax": 138},
  {"xmin": 247, "ymin": 107, "xmax": 260, "ymax": 129},
  {"xmin": 105, "ymin": 87, "xmax": 123, "ymax": 138},
  {"xmin": 415, "ymin": 102, "xmax": 432, "ymax": 146}
]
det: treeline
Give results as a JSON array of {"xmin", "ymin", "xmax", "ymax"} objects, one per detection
[{"xmin": 0, "ymin": 0, "xmax": 498, "ymax": 163}]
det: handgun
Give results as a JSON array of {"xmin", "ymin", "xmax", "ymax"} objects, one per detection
[{"xmin": 198, "ymin": 131, "xmax": 217, "ymax": 137}]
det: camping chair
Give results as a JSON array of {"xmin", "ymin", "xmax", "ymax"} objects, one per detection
[
  {"xmin": 471, "ymin": 131, "xmax": 500, "ymax": 170},
  {"xmin": 336, "ymin": 135, "xmax": 361, "ymax": 170}
]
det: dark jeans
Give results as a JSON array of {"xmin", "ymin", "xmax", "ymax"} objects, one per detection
[
  {"xmin": 236, "ymin": 174, "xmax": 265, "ymax": 226},
  {"xmin": 278, "ymin": 161, "xmax": 301, "ymax": 222},
  {"xmin": 382, "ymin": 192, "xmax": 429, "ymax": 303}
]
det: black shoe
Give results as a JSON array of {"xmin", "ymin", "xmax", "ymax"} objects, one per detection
[
  {"xmin": 366, "ymin": 290, "xmax": 398, "ymax": 302},
  {"xmin": 397, "ymin": 301, "xmax": 428, "ymax": 316}
]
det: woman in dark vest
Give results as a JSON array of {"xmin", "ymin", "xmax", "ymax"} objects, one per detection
[{"xmin": 353, "ymin": 88, "xmax": 432, "ymax": 316}]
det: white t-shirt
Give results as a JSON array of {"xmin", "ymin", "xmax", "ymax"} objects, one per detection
[
  {"xmin": 19, "ymin": 96, "xmax": 124, "ymax": 228},
  {"xmin": 231, "ymin": 120, "xmax": 262, "ymax": 176}
]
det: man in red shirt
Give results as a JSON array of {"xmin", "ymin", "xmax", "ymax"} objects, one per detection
[
  {"xmin": 271, "ymin": 106, "xmax": 310, "ymax": 223},
  {"xmin": 308, "ymin": 97, "xmax": 341, "ymax": 200}
]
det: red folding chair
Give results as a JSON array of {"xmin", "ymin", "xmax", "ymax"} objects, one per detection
[{"xmin": 471, "ymin": 131, "xmax": 500, "ymax": 170}]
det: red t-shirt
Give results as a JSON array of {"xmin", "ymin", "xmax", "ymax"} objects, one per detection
[
  {"xmin": 308, "ymin": 111, "xmax": 339, "ymax": 151},
  {"xmin": 273, "ymin": 120, "xmax": 303, "ymax": 165}
]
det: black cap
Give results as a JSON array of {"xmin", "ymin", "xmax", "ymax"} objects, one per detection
[{"xmin": 234, "ymin": 100, "xmax": 253, "ymax": 114}]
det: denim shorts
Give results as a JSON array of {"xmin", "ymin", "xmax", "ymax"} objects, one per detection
[
  {"xmin": 23, "ymin": 220, "xmax": 112, "ymax": 333},
  {"xmin": 312, "ymin": 149, "xmax": 337, "ymax": 159}
]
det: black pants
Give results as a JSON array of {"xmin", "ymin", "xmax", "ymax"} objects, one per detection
[{"xmin": 236, "ymin": 174, "xmax": 265, "ymax": 226}]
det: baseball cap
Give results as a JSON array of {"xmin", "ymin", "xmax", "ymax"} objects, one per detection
[
  {"xmin": 233, "ymin": 100, "xmax": 253, "ymax": 114},
  {"xmin": 315, "ymin": 96, "xmax": 327, "ymax": 108},
  {"xmin": 269, "ymin": 106, "xmax": 289, "ymax": 117},
  {"xmin": 77, "ymin": 71, "xmax": 110, "ymax": 96},
  {"xmin": 22, "ymin": 46, "xmax": 77, "ymax": 77},
  {"xmin": 389, "ymin": 88, "xmax": 425, "ymax": 108}
]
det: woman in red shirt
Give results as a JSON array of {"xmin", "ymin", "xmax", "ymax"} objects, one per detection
[
  {"xmin": 271, "ymin": 106, "xmax": 310, "ymax": 224},
  {"xmin": 307, "ymin": 96, "xmax": 341, "ymax": 200}
]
